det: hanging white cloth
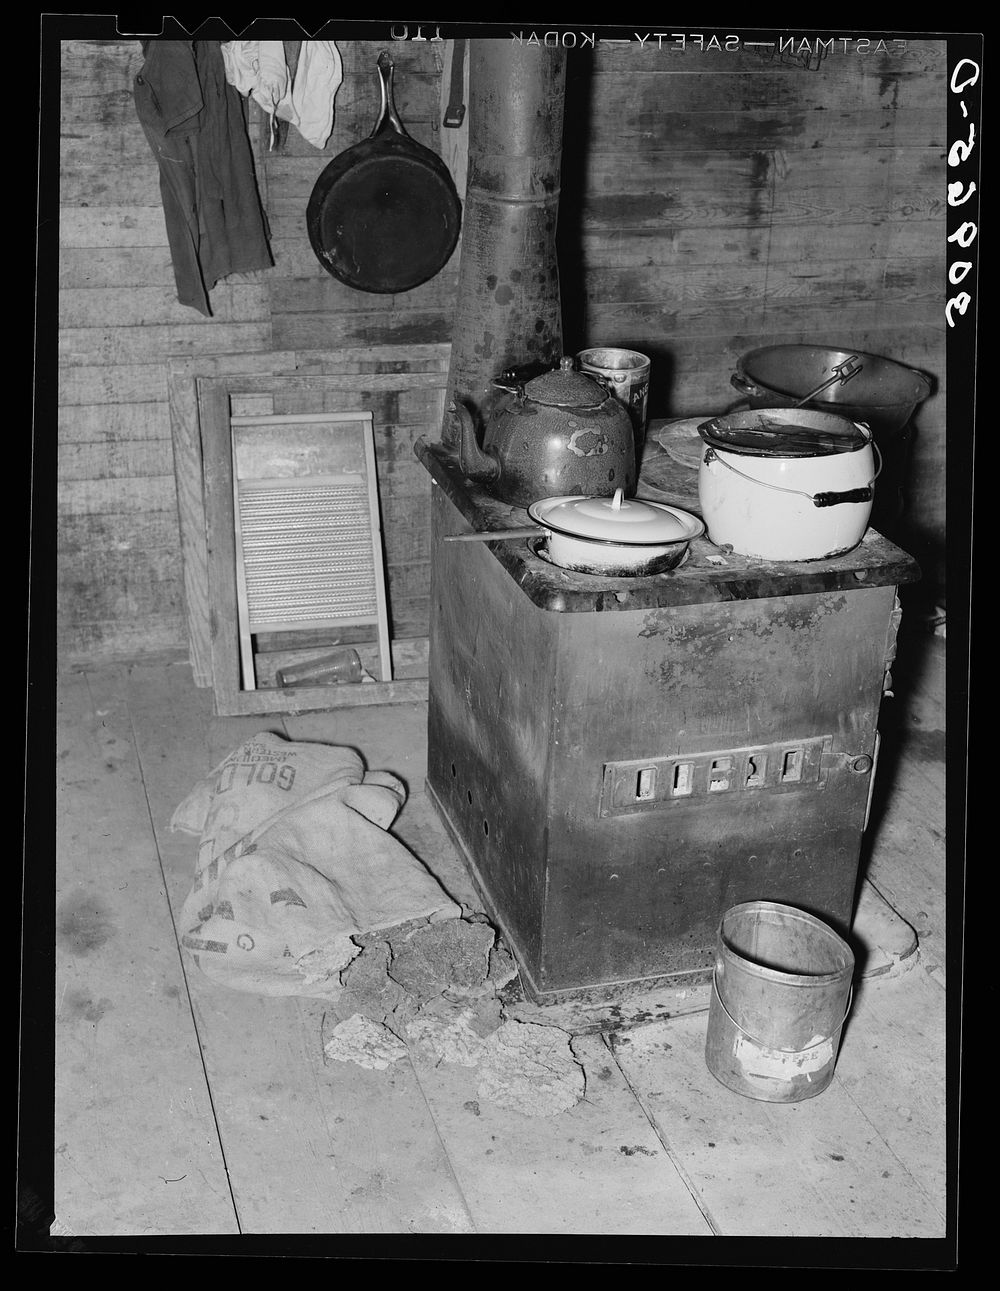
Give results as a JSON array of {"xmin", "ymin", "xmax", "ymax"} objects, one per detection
[
  {"xmin": 220, "ymin": 40, "xmax": 287, "ymax": 148},
  {"xmin": 221, "ymin": 39, "xmax": 343, "ymax": 150},
  {"xmin": 281, "ymin": 40, "xmax": 343, "ymax": 150}
]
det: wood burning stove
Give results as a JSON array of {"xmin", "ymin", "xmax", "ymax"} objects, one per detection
[{"xmin": 416, "ymin": 438, "xmax": 920, "ymax": 1005}]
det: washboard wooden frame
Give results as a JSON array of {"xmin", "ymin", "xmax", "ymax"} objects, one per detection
[
  {"xmin": 193, "ymin": 370, "xmax": 438, "ymax": 715},
  {"xmin": 167, "ymin": 347, "xmax": 450, "ymax": 691}
]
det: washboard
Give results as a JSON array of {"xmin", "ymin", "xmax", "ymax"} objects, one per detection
[{"xmin": 230, "ymin": 412, "xmax": 393, "ymax": 689}]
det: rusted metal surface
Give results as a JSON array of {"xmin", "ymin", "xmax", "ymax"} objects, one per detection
[
  {"xmin": 442, "ymin": 41, "xmax": 567, "ymax": 442},
  {"xmin": 451, "ymin": 361, "xmax": 637, "ymax": 507},
  {"xmin": 415, "ymin": 436, "xmax": 921, "ymax": 613},
  {"xmin": 423, "ymin": 448, "xmax": 920, "ymax": 1002}
]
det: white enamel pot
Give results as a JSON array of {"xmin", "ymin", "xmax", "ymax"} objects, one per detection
[
  {"xmin": 697, "ymin": 409, "xmax": 881, "ymax": 561},
  {"xmin": 527, "ymin": 489, "xmax": 703, "ymax": 575}
]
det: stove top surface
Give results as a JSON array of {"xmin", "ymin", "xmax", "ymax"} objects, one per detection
[{"xmin": 416, "ymin": 427, "xmax": 920, "ymax": 614}]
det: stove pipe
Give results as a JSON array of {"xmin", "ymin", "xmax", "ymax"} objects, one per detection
[{"xmin": 441, "ymin": 40, "xmax": 567, "ymax": 445}]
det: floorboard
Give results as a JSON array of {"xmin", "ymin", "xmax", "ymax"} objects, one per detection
[
  {"xmin": 125, "ymin": 663, "xmax": 477, "ymax": 1233},
  {"xmin": 50, "ymin": 653, "xmax": 951, "ymax": 1243},
  {"xmin": 269, "ymin": 707, "xmax": 712, "ymax": 1232},
  {"xmin": 407, "ymin": 1031, "xmax": 713, "ymax": 1235},
  {"xmin": 864, "ymin": 794, "xmax": 947, "ymax": 985},
  {"xmin": 609, "ymin": 985, "xmax": 946, "ymax": 1238},
  {"xmin": 865, "ymin": 773, "xmax": 946, "ymax": 977},
  {"xmin": 55, "ymin": 668, "xmax": 237, "ymax": 1236},
  {"xmin": 834, "ymin": 969, "xmax": 947, "ymax": 1211},
  {"xmin": 856, "ymin": 629, "xmax": 946, "ymax": 981}
]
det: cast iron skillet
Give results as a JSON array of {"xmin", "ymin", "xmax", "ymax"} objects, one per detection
[{"xmin": 306, "ymin": 51, "xmax": 462, "ymax": 294}]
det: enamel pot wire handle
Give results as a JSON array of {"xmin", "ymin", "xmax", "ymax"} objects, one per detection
[
  {"xmin": 704, "ymin": 425, "xmax": 882, "ymax": 509},
  {"xmin": 713, "ymin": 972, "xmax": 855, "ymax": 1053}
]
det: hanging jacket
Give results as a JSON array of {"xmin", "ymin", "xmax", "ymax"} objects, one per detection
[{"xmin": 133, "ymin": 39, "xmax": 273, "ymax": 316}]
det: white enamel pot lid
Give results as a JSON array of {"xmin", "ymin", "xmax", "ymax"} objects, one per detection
[{"xmin": 528, "ymin": 488, "xmax": 704, "ymax": 546}]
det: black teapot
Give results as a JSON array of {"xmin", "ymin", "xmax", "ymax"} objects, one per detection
[{"xmin": 453, "ymin": 357, "xmax": 638, "ymax": 508}]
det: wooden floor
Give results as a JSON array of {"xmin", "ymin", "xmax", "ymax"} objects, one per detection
[{"xmin": 49, "ymin": 621, "xmax": 950, "ymax": 1253}]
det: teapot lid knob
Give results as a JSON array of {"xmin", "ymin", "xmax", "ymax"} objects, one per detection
[
  {"xmin": 611, "ymin": 488, "xmax": 624, "ymax": 510},
  {"xmin": 558, "ymin": 356, "xmax": 574, "ymax": 371}
]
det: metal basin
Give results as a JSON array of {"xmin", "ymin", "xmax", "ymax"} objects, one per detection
[{"xmin": 732, "ymin": 345, "xmax": 933, "ymax": 437}]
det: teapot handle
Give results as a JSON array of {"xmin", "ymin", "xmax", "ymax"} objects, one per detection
[
  {"xmin": 491, "ymin": 373, "xmax": 524, "ymax": 397},
  {"xmin": 492, "ymin": 359, "xmax": 558, "ymax": 396}
]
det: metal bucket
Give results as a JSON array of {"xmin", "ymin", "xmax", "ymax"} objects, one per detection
[
  {"xmin": 577, "ymin": 347, "xmax": 651, "ymax": 455},
  {"xmin": 705, "ymin": 901, "xmax": 855, "ymax": 1103}
]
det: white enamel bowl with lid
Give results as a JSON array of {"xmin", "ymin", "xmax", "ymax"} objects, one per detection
[{"xmin": 527, "ymin": 488, "xmax": 704, "ymax": 575}]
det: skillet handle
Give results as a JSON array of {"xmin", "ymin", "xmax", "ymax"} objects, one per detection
[{"xmin": 373, "ymin": 51, "xmax": 409, "ymax": 139}]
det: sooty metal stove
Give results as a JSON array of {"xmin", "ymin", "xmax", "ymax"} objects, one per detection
[{"xmin": 416, "ymin": 434, "xmax": 920, "ymax": 1005}]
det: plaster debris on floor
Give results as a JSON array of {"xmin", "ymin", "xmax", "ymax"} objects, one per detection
[
  {"xmin": 321, "ymin": 1013, "xmax": 408, "ymax": 1071},
  {"xmin": 172, "ymin": 731, "xmax": 584, "ymax": 1115},
  {"xmin": 324, "ymin": 914, "xmax": 587, "ymax": 1118}
]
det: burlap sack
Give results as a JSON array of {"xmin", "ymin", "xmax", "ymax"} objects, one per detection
[{"xmin": 171, "ymin": 732, "xmax": 460, "ymax": 996}]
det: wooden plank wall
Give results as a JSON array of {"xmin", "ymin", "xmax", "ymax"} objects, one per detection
[
  {"xmin": 261, "ymin": 41, "xmax": 459, "ymax": 352},
  {"xmin": 58, "ymin": 39, "xmax": 273, "ymax": 664},
  {"xmin": 255, "ymin": 39, "xmax": 458, "ymax": 643},
  {"xmin": 559, "ymin": 39, "xmax": 947, "ymax": 597},
  {"xmin": 56, "ymin": 37, "xmax": 454, "ymax": 666},
  {"xmin": 56, "ymin": 36, "xmax": 948, "ymax": 668}
]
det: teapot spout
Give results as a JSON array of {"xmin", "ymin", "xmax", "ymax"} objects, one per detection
[{"xmin": 453, "ymin": 400, "xmax": 501, "ymax": 486}]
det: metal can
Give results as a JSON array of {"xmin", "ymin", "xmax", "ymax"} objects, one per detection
[{"xmin": 576, "ymin": 347, "xmax": 651, "ymax": 452}]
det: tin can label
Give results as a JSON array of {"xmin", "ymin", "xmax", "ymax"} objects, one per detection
[{"xmin": 577, "ymin": 349, "xmax": 650, "ymax": 435}]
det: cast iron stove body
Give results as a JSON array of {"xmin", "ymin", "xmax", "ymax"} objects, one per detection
[{"xmin": 416, "ymin": 437, "xmax": 920, "ymax": 1005}]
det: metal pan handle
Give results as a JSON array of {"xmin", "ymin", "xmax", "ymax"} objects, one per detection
[
  {"xmin": 372, "ymin": 51, "xmax": 409, "ymax": 139},
  {"xmin": 444, "ymin": 526, "xmax": 540, "ymax": 543},
  {"xmin": 730, "ymin": 372, "xmax": 763, "ymax": 398}
]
